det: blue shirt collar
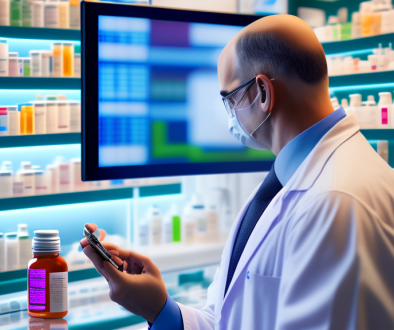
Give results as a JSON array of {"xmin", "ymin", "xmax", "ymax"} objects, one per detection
[{"xmin": 274, "ymin": 107, "xmax": 346, "ymax": 186}]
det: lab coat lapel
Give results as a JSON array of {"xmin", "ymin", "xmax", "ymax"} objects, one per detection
[
  {"xmin": 214, "ymin": 183, "xmax": 262, "ymax": 323},
  {"xmin": 219, "ymin": 114, "xmax": 361, "ymax": 313}
]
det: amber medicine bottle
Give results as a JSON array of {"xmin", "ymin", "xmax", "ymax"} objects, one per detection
[{"xmin": 28, "ymin": 230, "xmax": 68, "ymax": 318}]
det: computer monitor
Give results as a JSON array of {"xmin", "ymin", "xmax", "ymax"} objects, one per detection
[{"xmin": 82, "ymin": 2, "xmax": 274, "ymax": 181}]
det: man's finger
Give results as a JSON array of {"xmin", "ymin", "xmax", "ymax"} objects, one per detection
[
  {"xmin": 84, "ymin": 224, "xmax": 107, "ymax": 241},
  {"xmin": 83, "ymin": 246, "xmax": 109, "ymax": 281}
]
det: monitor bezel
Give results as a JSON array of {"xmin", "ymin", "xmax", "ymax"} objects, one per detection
[{"xmin": 82, "ymin": 1, "xmax": 273, "ymax": 181}]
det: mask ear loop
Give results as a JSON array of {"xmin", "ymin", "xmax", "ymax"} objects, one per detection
[{"xmin": 250, "ymin": 76, "xmax": 275, "ymax": 136}]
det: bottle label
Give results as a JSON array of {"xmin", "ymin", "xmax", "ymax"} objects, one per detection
[
  {"xmin": 381, "ymin": 108, "xmax": 388, "ymax": 125},
  {"xmin": 29, "ymin": 269, "xmax": 46, "ymax": 310},
  {"xmin": 50, "ymin": 272, "xmax": 68, "ymax": 312}
]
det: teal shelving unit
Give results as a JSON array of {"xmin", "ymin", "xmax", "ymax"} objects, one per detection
[
  {"xmin": 0, "ymin": 26, "xmax": 80, "ymax": 41},
  {"xmin": 329, "ymin": 71, "xmax": 394, "ymax": 89},
  {"xmin": 0, "ymin": 133, "xmax": 81, "ymax": 148},
  {"xmin": 0, "ymin": 77, "xmax": 80, "ymax": 89},
  {"xmin": 360, "ymin": 129, "xmax": 394, "ymax": 168}
]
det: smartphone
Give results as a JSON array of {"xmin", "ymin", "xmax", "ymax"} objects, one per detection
[{"xmin": 83, "ymin": 226, "xmax": 123, "ymax": 272}]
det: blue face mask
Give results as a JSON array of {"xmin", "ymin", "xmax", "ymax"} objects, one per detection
[{"xmin": 228, "ymin": 87, "xmax": 270, "ymax": 150}]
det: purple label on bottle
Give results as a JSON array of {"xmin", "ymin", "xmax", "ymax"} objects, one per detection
[
  {"xmin": 382, "ymin": 108, "xmax": 388, "ymax": 125},
  {"xmin": 29, "ymin": 269, "xmax": 46, "ymax": 310}
]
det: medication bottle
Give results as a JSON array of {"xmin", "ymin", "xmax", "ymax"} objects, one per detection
[
  {"xmin": 18, "ymin": 161, "xmax": 35, "ymax": 196},
  {"xmin": 0, "ymin": 106, "xmax": 8, "ymax": 136},
  {"xmin": 0, "ymin": 170, "xmax": 13, "ymax": 198},
  {"xmin": 377, "ymin": 92, "xmax": 392, "ymax": 128},
  {"xmin": 52, "ymin": 43, "xmax": 63, "ymax": 77},
  {"xmin": 23, "ymin": 58, "xmax": 31, "ymax": 76},
  {"xmin": 69, "ymin": 0, "xmax": 80, "ymax": 29},
  {"xmin": 57, "ymin": 100, "xmax": 69, "ymax": 132},
  {"xmin": 73, "ymin": 44, "xmax": 80, "ymax": 77},
  {"xmin": 0, "ymin": 233, "xmax": 5, "ymax": 272},
  {"xmin": 41, "ymin": 52, "xmax": 52, "ymax": 77},
  {"xmin": 8, "ymin": 105, "xmax": 20, "ymax": 135},
  {"xmin": 32, "ymin": 165, "xmax": 47, "ymax": 195},
  {"xmin": 32, "ymin": 101, "xmax": 47, "ymax": 134},
  {"xmin": 54, "ymin": 156, "xmax": 70, "ymax": 193},
  {"xmin": 206, "ymin": 205, "xmax": 219, "ymax": 242},
  {"xmin": 22, "ymin": 0, "xmax": 34, "ymax": 26},
  {"xmin": 10, "ymin": 0, "xmax": 22, "ymax": 26},
  {"xmin": 44, "ymin": 0, "xmax": 59, "ymax": 28},
  {"xmin": 18, "ymin": 224, "xmax": 32, "ymax": 269},
  {"xmin": 191, "ymin": 195, "xmax": 207, "ymax": 242},
  {"xmin": 46, "ymin": 164, "xmax": 57, "ymax": 194},
  {"xmin": 30, "ymin": 51, "xmax": 42, "ymax": 77},
  {"xmin": 5, "ymin": 232, "xmax": 20, "ymax": 271},
  {"xmin": 162, "ymin": 211, "xmax": 173, "ymax": 244},
  {"xmin": 138, "ymin": 218, "xmax": 149, "ymax": 246},
  {"xmin": 182, "ymin": 204, "xmax": 197, "ymax": 244},
  {"xmin": 46, "ymin": 98, "xmax": 58, "ymax": 133},
  {"xmin": 69, "ymin": 101, "xmax": 80, "ymax": 132},
  {"xmin": 18, "ymin": 58, "xmax": 23, "ymax": 76},
  {"xmin": 8, "ymin": 52, "xmax": 19, "ymax": 77},
  {"xmin": 0, "ymin": 0, "xmax": 10, "ymax": 26},
  {"xmin": 361, "ymin": 1, "xmax": 374, "ymax": 37},
  {"xmin": 28, "ymin": 230, "xmax": 68, "ymax": 318},
  {"xmin": 149, "ymin": 206, "xmax": 162, "ymax": 245},
  {"xmin": 62, "ymin": 43, "xmax": 74, "ymax": 77},
  {"xmin": 21, "ymin": 105, "xmax": 35, "ymax": 134},
  {"xmin": 347, "ymin": 94, "xmax": 362, "ymax": 117},
  {"xmin": 32, "ymin": 0, "xmax": 44, "ymax": 26},
  {"xmin": 70, "ymin": 158, "xmax": 83, "ymax": 191},
  {"xmin": 0, "ymin": 39, "xmax": 8, "ymax": 76},
  {"xmin": 58, "ymin": 0, "xmax": 69, "ymax": 28}
]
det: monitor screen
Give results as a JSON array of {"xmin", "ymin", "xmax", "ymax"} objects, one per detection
[{"xmin": 82, "ymin": 3, "xmax": 274, "ymax": 180}]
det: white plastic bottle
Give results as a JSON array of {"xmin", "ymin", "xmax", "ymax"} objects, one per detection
[
  {"xmin": 70, "ymin": 158, "xmax": 84, "ymax": 191},
  {"xmin": 7, "ymin": 105, "xmax": 20, "ymax": 135},
  {"xmin": 206, "ymin": 205, "xmax": 219, "ymax": 242},
  {"xmin": 0, "ymin": 39, "xmax": 9, "ymax": 76},
  {"xmin": 18, "ymin": 161, "xmax": 35, "ymax": 196},
  {"xmin": 44, "ymin": 0, "xmax": 59, "ymax": 28},
  {"xmin": 55, "ymin": 156, "xmax": 70, "ymax": 193},
  {"xmin": 0, "ymin": 233, "xmax": 5, "ymax": 272},
  {"xmin": 377, "ymin": 92, "xmax": 392, "ymax": 128},
  {"xmin": 0, "ymin": 106, "xmax": 8, "ymax": 136},
  {"xmin": 138, "ymin": 217, "xmax": 149, "ymax": 247},
  {"xmin": 22, "ymin": 0, "xmax": 34, "ymax": 26},
  {"xmin": 163, "ymin": 204, "xmax": 178, "ymax": 244},
  {"xmin": 0, "ymin": 170, "xmax": 13, "ymax": 198},
  {"xmin": 58, "ymin": 0, "xmax": 69, "ymax": 28},
  {"xmin": 190, "ymin": 194, "xmax": 207, "ymax": 242},
  {"xmin": 149, "ymin": 206, "xmax": 162, "ymax": 246},
  {"xmin": 57, "ymin": 100, "xmax": 70, "ymax": 133},
  {"xmin": 347, "ymin": 94, "xmax": 362, "ymax": 117},
  {"xmin": 182, "ymin": 204, "xmax": 197, "ymax": 244},
  {"xmin": 31, "ymin": 101, "xmax": 46, "ymax": 134},
  {"xmin": 32, "ymin": 0, "xmax": 44, "ymax": 27},
  {"xmin": 18, "ymin": 224, "xmax": 32, "ymax": 269},
  {"xmin": 5, "ymin": 232, "xmax": 19, "ymax": 271},
  {"xmin": 69, "ymin": 101, "xmax": 81, "ymax": 132},
  {"xmin": 0, "ymin": 0, "xmax": 10, "ymax": 26},
  {"xmin": 46, "ymin": 164, "xmax": 57, "ymax": 193},
  {"xmin": 46, "ymin": 97, "xmax": 58, "ymax": 133},
  {"xmin": 32, "ymin": 165, "xmax": 47, "ymax": 195}
]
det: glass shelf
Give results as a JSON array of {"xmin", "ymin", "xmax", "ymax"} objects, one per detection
[
  {"xmin": 329, "ymin": 71, "xmax": 394, "ymax": 89},
  {"xmin": 322, "ymin": 33, "xmax": 394, "ymax": 55},
  {"xmin": 0, "ymin": 183, "xmax": 181, "ymax": 211},
  {"xmin": 0, "ymin": 77, "xmax": 81, "ymax": 89},
  {"xmin": 0, "ymin": 133, "xmax": 81, "ymax": 148},
  {"xmin": 0, "ymin": 25, "xmax": 80, "ymax": 41}
]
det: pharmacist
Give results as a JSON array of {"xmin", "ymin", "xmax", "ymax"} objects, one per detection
[{"xmin": 81, "ymin": 14, "xmax": 394, "ymax": 330}]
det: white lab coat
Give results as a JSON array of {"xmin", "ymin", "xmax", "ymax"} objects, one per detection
[{"xmin": 177, "ymin": 114, "xmax": 394, "ymax": 330}]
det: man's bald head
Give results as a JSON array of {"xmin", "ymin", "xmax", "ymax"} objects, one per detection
[{"xmin": 231, "ymin": 15, "xmax": 327, "ymax": 85}]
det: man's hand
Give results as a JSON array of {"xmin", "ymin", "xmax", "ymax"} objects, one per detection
[{"xmin": 80, "ymin": 224, "xmax": 167, "ymax": 324}]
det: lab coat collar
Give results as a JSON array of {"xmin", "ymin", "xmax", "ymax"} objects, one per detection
[{"xmin": 218, "ymin": 114, "xmax": 360, "ymax": 321}]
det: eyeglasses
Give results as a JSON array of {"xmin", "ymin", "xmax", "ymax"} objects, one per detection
[{"xmin": 222, "ymin": 76, "xmax": 275, "ymax": 118}]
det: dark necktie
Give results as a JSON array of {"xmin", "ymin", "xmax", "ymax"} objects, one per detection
[{"xmin": 224, "ymin": 165, "xmax": 283, "ymax": 296}]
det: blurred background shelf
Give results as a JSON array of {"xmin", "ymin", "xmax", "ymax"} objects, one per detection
[
  {"xmin": 0, "ymin": 77, "xmax": 81, "ymax": 89},
  {"xmin": 0, "ymin": 25, "xmax": 80, "ymax": 41},
  {"xmin": 360, "ymin": 129, "xmax": 394, "ymax": 140},
  {"xmin": 0, "ymin": 241, "xmax": 222, "ymax": 295},
  {"xmin": 322, "ymin": 33, "xmax": 394, "ymax": 55},
  {"xmin": 0, "ymin": 133, "xmax": 81, "ymax": 148},
  {"xmin": 329, "ymin": 71, "xmax": 394, "ymax": 88},
  {"xmin": 0, "ymin": 183, "xmax": 181, "ymax": 211}
]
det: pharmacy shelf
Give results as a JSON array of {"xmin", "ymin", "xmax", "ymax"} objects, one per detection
[
  {"xmin": 0, "ymin": 132, "xmax": 81, "ymax": 148},
  {"xmin": 329, "ymin": 71, "xmax": 394, "ymax": 89},
  {"xmin": 0, "ymin": 183, "xmax": 181, "ymax": 212},
  {"xmin": 360, "ymin": 129, "xmax": 394, "ymax": 141},
  {"xmin": 0, "ymin": 240, "xmax": 222, "ymax": 295},
  {"xmin": 0, "ymin": 77, "xmax": 80, "ymax": 89},
  {"xmin": 322, "ymin": 33, "xmax": 394, "ymax": 55},
  {"xmin": 0, "ymin": 25, "xmax": 80, "ymax": 41}
]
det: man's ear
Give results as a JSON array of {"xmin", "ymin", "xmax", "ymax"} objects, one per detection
[{"xmin": 256, "ymin": 75, "xmax": 275, "ymax": 113}]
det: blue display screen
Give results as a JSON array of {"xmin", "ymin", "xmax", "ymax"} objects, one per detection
[{"xmin": 98, "ymin": 16, "xmax": 273, "ymax": 167}]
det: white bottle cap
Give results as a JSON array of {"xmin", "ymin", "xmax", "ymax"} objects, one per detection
[
  {"xmin": 349, "ymin": 94, "xmax": 362, "ymax": 107},
  {"xmin": 18, "ymin": 224, "xmax": 29, "ymax": 238},
  {"xmin": 2, "ymin": 161, "xmax": 12, "ymax": 171},
  {"xmin": 32, "ymin": 230, "xmax": 61, "ymax": 253},
  {"xmin": 341, "ymin": 99, "xmax": 349, "ymax": 107},
  {"xmin": 378, "ymin": 92, "xmax": 392, "ymax": 104},
  {"xmin": 70, "ymin": 158, "xmax": 81, "ymax": 164},
  {"xmin": 21, "ymin": 161, "xmax": 31, "ymax": 170}
]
